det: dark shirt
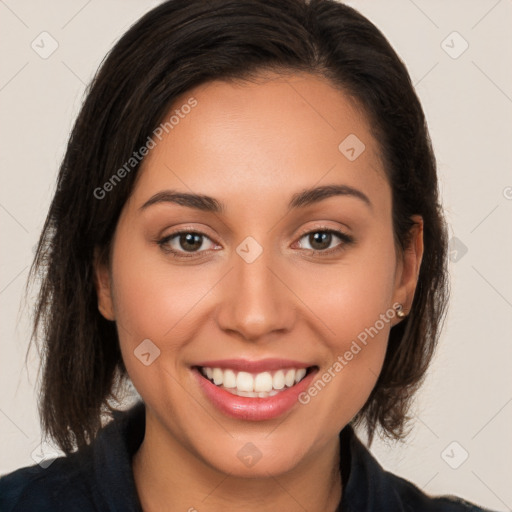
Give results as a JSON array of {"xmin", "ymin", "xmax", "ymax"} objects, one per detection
[{"xmin": 0, "ymin": 400, "xmax": 496, "ymax": 511}]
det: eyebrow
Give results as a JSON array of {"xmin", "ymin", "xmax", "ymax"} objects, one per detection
[{"xmin": 139, "ymin": 184, "xmax": 372, "ymax": 213}]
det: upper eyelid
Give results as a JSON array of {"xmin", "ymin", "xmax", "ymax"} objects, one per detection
[{"xmin": 295, "ymin": 224, "xmax": 350, "ymax": 237}]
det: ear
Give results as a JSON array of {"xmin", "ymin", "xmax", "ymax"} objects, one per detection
[
  {"xmin": 93, "ymin": 247, "xmax": 115, "ymax": 321},
  {"xmin": 392, "ymin": 215, "xmax": 424, "ymax": 322}
]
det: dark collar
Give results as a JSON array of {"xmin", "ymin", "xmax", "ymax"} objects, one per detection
[
  {"xmin": 92, "ymin": 401, "xmax": 407, "ymax": 512},
  {"xmin": 0, "ymin": 400, "xmax": 490, "ymax": 511}
]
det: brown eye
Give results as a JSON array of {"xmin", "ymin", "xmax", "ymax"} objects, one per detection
[
  {"xmin": 158, "ymin": 230, "xmax": 217, "ymax": 257},
  {"xmin": 296, "ymin": 229, "xmax": 354, "ymax": 255},
  {"xmin": 176, "ymin": 233, "xmax": 204, "ymax": 252},
  {"xmin": 307, "ymin": 232, "xmax": 334, "ymax": 251}
]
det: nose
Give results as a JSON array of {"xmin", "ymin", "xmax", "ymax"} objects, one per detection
[{"xmin": 215, "ymin": 248, "xmax": 295, "ymax": 343}]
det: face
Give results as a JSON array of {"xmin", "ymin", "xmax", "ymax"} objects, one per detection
[{"xmin": 96, "ymin": 71, "xmax": 423, "ymax": 477}]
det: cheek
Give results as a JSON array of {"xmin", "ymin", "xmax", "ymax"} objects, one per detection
[
  {"xmin": 291, "ymin": 233, "xmax": 396, "ymax": 424},
  {"xmin": 110, "ymin": 233, "xmax": 212, "ymax": 341},
  {"xmin": 109, "ymin": 237, "xmax": 206, "ymax": 405},
  {"xmin": 293, "ymin": 229, "xmax": 397, "ymax": 349},
  {"xmin": 108, "ymin": 229, "xmax": 233, "ymax": 400}
]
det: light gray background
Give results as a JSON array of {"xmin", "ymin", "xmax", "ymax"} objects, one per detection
[{"xmin": 1, "ymin": 0, "xmax": 511, "ymax": 510}]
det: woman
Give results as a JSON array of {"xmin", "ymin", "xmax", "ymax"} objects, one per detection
[{"xmin": 0, "ymin": 0, "xmax": 498, "ymax": 510}]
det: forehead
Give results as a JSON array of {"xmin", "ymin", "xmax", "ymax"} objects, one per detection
[{"xmin": 133, "ymin": 71, "xmax": 389, "ymax": 212}]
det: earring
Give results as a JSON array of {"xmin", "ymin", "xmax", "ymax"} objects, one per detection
[{"xmin": 395, "ymin": 303, "xmax": 406, "ymax": 318}]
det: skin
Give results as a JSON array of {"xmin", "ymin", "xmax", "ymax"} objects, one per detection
[{"xmin": 95, "ymin": 71, "xmax": 423, "ymax": 512}]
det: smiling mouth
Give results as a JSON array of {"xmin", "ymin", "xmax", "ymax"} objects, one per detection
[{"xmin": 196, "ymin": 366, "xmax": 317, "ymax": 398}]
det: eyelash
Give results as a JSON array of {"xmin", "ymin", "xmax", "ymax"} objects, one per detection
[{"xmin": 156, "ymin": 227, "xmax": 355, "ymax": 259}]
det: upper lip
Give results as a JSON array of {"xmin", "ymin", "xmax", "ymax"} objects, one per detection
[{"xmin": 193, "ymin": 358, "xmax": 314, "ymax": 373}]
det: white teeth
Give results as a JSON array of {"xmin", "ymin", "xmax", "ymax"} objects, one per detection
[
  {"xmin": 234, "ymin": 389, "xmax": 280, "ymax": 398},
  {"xmin": 223, "ymin": 369, "xmax": 236, "ymax": 389},
  {"xmin": 236, "ymin": 390, "xmax": 256, "ymax": 397},
  {"xmin": 254, "ymin": 372, "xmax": 273, "ymax": 392},
  {"xmin": 212, "ymin": 368, "xmax": 223, "ymax": 385},
  {"xmin": 285, "ymin": 369, "xmax": 295, "ymax": 387},
  {"xmin": 200, "ymin": 366, "xmax": 310, "ymax": 394},
  {"xmin": 295, "ymin": 368, "xmax": 307, "ymax": 383},
  {"xmin": 273, "ymin": 370, "xmax": 285, "ymax": 390},
  {"xmin": 236, "ymin": 371, "xmax": 254, "ymax": 392}
]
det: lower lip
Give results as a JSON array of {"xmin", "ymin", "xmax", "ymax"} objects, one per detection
[{"xmin": 193, "ymin": 368, "xmax": 317, "ymax": 421}]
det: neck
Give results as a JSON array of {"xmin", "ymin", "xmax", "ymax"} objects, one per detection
[{"xmin": 132, "ymin": 412, "xmax": 342, "ymax": 512}]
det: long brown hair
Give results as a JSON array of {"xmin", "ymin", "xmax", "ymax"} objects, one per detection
[{"xmin": 28, "ymin": 0, "xmax": 449, "ymax": 453}]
